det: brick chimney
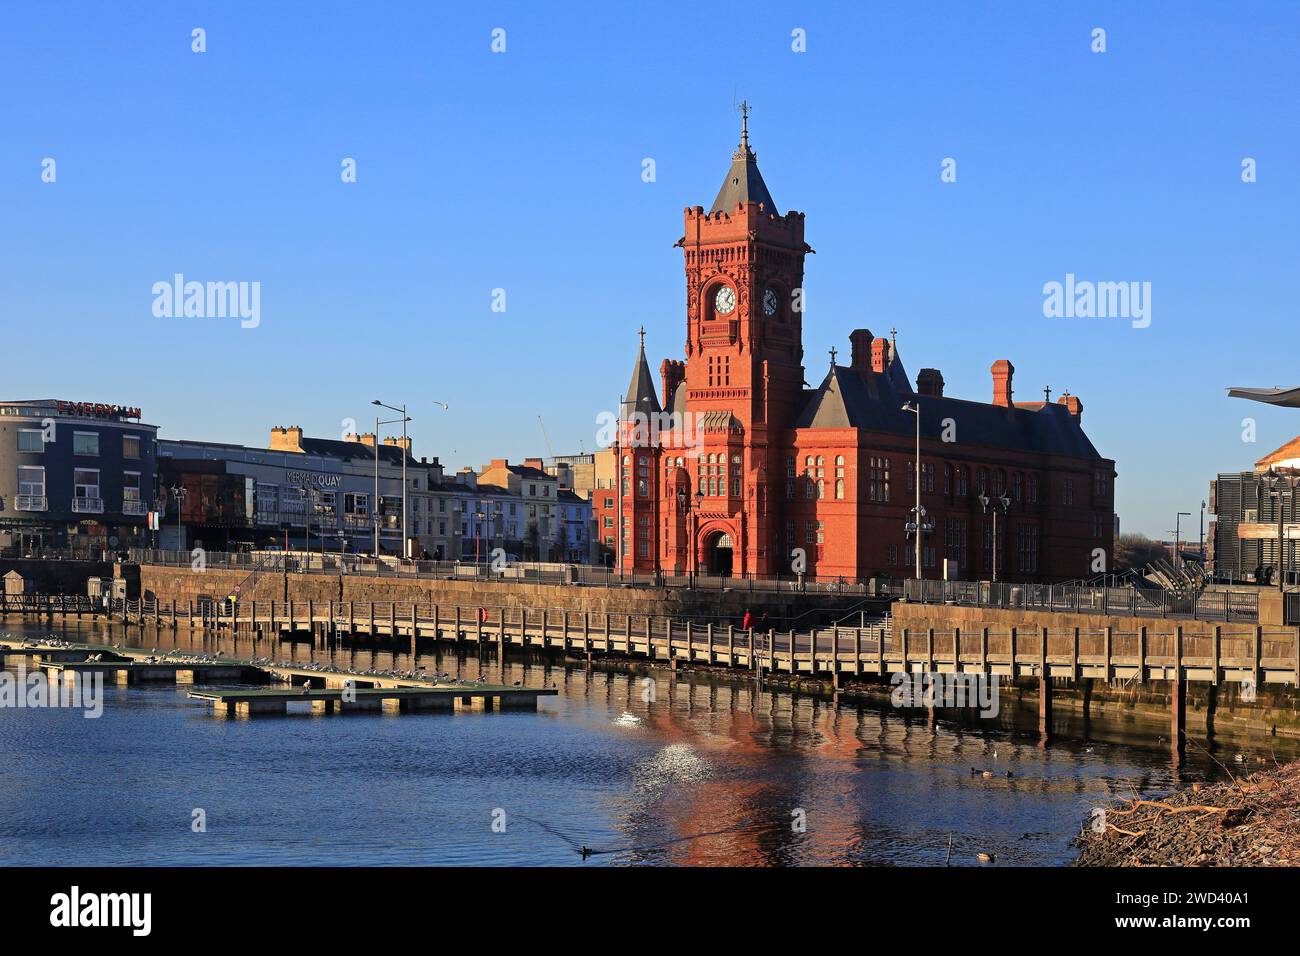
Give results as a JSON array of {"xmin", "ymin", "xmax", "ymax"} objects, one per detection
[
  {"xmin": 523, "ymin": 457, "xmax": 545, "ymax": 470},
  {"xmin": 991, "ymin": 360, "xmax": 1015, "ymax": 407},
  {"xmin": 1057, "ymin": 391, "xmax": 1083, "ymax": 423},
  {"xmin": 490, "ymin": 458, "xmax": 508, "ymax": 470},
  {"xmin": 660, "ymin": 359, "xmax": 685, "ymax": 406},
  {"xmin": 382, "ymin": 435, "xmax": 412, "ymax": 451},
  {"xmin": 870, "ymin": 337, "xmax": 890, "ymax": 374},
  {"xmin": 269, "ymin": 425, "xmax": 304, "ymax": 452},
  {"xmin": 916, "ymin": 368, "xmax": 945, "ymax": 398},
  {"xmin": 354, "ymin": 432, "xmax": 376, "ymax": 447},
  {"xmin": 849, "ymin": 329, "xmax": 874, "ymax": 373}
]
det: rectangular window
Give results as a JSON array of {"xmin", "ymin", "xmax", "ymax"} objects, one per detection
[
  {"xmin": 17, "ymin": 429, "xmax": 43, "ymax": 452},
  {"xmin": 74, "ymin": 468, "xmax": 101, "ymax": 511},
  {"xmin": 73, "ymin": 432, "xmax": 99, "ymax": 456},
  {"xmin": 18, "ymin": 465, "xmax": 45, "ymax": 496},
  {"xmin": 122, "ymin": 471, "xmax": 142, "ymax": 501},
  {"xmin": 123, "ymin": 435, "xmax": 141, "ymax": 459}
]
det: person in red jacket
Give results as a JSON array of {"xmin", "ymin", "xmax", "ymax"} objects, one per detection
[{"xmin": 742, "ymin": 609, "xmax": 753, "ymax": 631}]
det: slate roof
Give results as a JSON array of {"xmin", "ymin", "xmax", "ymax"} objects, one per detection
[
  {"xmin": 624, "ymin": 338, "xmax": 662, "ymax": 414},
  {"xmin": 794, "ymin": 363, "xmax": 1103, "ymax": 459},
  {"xmin": 299, "ymin": 436, "xmax": 414, "ymax": 467},
  {"xmin": 710, "ymin": 142, "xmax": 777, "ymax": 215}
]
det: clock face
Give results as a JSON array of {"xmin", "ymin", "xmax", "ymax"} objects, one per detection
[
  {"xmin": 763, "ymin": 287, "xmax": 779, "ymax": 316},
  {"xmin": 713, "ymin": 286, "xmax": 736, "ymax": 315}
]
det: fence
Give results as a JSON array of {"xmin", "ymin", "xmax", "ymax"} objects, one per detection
[
  {"xmin": 902, "ymin": 578, "xmax": 1259, "ymax": 623},
  {"xmin": 126, "ymin": 548, "xmax": 902, "ymax": 596}
]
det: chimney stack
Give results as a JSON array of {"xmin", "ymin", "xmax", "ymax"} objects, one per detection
[
  {"xmin": 849, "ymin": 329, "xmax": 874, "ymax": 373},
  {"xmin": 1057, "ymin": 392, "xmax": 1083, "ymax": 423},
  {"xmin": 870, "ymin": 337, "xmax": 890, "ymax": 374},
  {"xmin": 269, "ymin": 425, "xmax": 304, "ymax": 452},
  {"xmin": 916, "ymin": 368, "xmax": 945, "ymax": 398},
  {"xmin": 991, "ymin": 360, "xmax": 1015, "ymax": 407},
  {"xmin": 382, "ymin": 435, "xmax": 412, "ymax": 452}
]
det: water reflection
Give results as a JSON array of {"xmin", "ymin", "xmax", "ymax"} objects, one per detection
[{"xmin": 2, "ymin": 618, "xmax": 1294, "ymax": 867}]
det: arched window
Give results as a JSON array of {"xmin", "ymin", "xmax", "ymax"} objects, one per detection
[
  {"xmin": 835, "ymin": 479, "xmax": 844, "ymax": 500},
  {"xmin": 817, "ymin": 479, "xmax": 825, "ymax": 499}
]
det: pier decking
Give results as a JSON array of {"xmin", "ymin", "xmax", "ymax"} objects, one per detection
[{"xmin": 186, "ymin": 685, "xmax": 556, "ymax": 716}]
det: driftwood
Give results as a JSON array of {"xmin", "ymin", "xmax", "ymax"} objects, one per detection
[{"xmin": 1074, "ymin": 759, "xmax": 1300, "ymax": 867}]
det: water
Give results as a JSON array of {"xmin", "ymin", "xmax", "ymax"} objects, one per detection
[{"xmin": 1, "ymin": 619, "xmax": 1285, "ymax": 866}]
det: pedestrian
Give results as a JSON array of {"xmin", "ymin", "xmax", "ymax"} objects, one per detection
[
  {"xmin": 759, "ymin": 610, "xmax": 769, "ymax": 629},
  {"xmin": 742, "ymin": 609, "xmax": 753, "ymax": 631}
]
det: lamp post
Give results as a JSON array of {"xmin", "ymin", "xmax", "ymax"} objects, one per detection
[
  {"xmin": 474, "ymin": 509, "xmax": 487, "ymax": 563},
  {"xmin": 169, "ymin": 483, "xmax": 187, "ymax": 551},
  {"xmin": 373, "ymin": 412, "xmax": 407, "ymax": 557},
  {"xmin": 979, "ymin": 492, "xmax": 1011, "ymax": 582},
  {"xmin": 299, "ymin": 484, "xmax": 321, "ymax": 558},
  {"xmin": 373, "ymin": 400, "xmax": 414, "ymax": 559},
  {"xmin": 1200, "ymin": 499, "xmax": 1207, "ymax": 570},
  {"xmin": 901, "ymin": 401, "xmax": 924, "ymax": 579},
  {"xmin": 1267, "ymin": 471, "xmax": 1297, "ymax": 591}
]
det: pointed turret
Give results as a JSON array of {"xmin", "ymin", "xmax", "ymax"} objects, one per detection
[
  {"xmin": 709, "ymin": 101, "xmax": 777, "ymax": 214},
  {"xmin": 623, "ymin": 326, "xmax": 662, "ymax": 415}
]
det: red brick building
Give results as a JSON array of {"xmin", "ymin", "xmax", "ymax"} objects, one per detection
[{"xmin": 615, "ymin": 114, "xmax": 1115, "ymax": 582}]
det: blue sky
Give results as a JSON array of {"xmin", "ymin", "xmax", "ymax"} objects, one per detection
[{"xmin": 2, "ymin": 1, "xmax": 1297, "ymax": 538}]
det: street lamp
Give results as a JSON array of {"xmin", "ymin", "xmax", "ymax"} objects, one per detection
[
  {"xmin": 299, "ymin": 484, "xmax": 320, "ymax": 558},
  {"xmin": 169, "ymin": 483, "xmax": 187, "ymax": 550},
  {"xmin": 373, "ymin": 399, "xmax": 414, "ymax": 559},
  {"xmin": 1266, "ymin": 471, "xmax": 1297, "ymax": 590},
  {"xmin": 901, "ymin": 401, "xmax": 925, "ymax": 579},
  {"xmin": 979, "ymin": 492, "xmax": 1012, "ymax": 582}
]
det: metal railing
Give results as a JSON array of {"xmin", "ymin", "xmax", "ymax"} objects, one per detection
[
  {"xmin": 126, "ymin": 547, "xmax": 903, "ymax": 596},
  {"xmin": 71, "ymin": 497, "xmax": 104, "ymax": 514},
  {"xmin": 902, "ymin": 578, "xmax": 1259, "ymax": 623},
  {"xmin": 13, "ymin": 495, "xmax": 47, "ymax": 511}
]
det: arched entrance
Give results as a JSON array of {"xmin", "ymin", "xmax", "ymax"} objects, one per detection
[{"xmin": 704, "ymin": 530, "xmax": 734, "ymax": 576}]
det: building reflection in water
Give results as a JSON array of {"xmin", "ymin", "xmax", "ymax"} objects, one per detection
[{"xmin": 14, "ymin": 618, "xmax": 1296, "ymax": 866}]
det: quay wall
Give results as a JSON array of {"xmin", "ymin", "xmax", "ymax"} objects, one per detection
[
  {"xmin": 892, "ymin": 601, "xmax": 1300, "ymax": 738},
  {"xmin": 136, "ymin": 565, "xmax": 878, "ymax": 624}
]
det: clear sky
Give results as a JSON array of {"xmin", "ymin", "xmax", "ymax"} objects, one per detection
[{"xmin": 2, "ymin": 2, "xmax": 1297, "ymax": 538}]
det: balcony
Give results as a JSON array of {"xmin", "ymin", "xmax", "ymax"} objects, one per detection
[
  {"xmin": 14, "ymin": 495, "xmax": 47, "ymax": 512},
  {"xmin": 122, "ymin": 499, "xmax": 147, "ymax": 516},
  {"xmin": 72, "ymin": 497, "xmax": 104, "ymax": 514}
]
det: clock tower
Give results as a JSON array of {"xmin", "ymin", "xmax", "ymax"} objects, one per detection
[{"xmin": 671, "ymin": 104, "xmax": 812, "ymax": 577}]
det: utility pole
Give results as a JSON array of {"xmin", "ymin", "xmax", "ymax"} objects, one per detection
[{"xmin": 1174, "ymin": 511, "xmax": 1190, "ymax": 572}]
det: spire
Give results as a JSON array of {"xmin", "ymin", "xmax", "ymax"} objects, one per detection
[
  {"xmin": 623, "ymin": 327, "xmax": 662, "ymax": 415},
  {"xmin": 709, "ymin": 102, "xmax": 777, "ymax": 215},
  {"xmin": 829, "ymin": 345, "xmax": 837, "ymax": 371}
]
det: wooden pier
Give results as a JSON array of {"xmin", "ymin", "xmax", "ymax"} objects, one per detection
[{"xmin": 186, "ymin": 685, "xmax": 556, "ymax": 717}]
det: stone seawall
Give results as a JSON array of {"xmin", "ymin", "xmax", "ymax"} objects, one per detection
[
  {"xmin": 137, "ymin": 564, "xmax": 879, "ymax": 625},
  {"xmin": 892, "ymin": 601, "xmax": 1300, "ymax": 739}
]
